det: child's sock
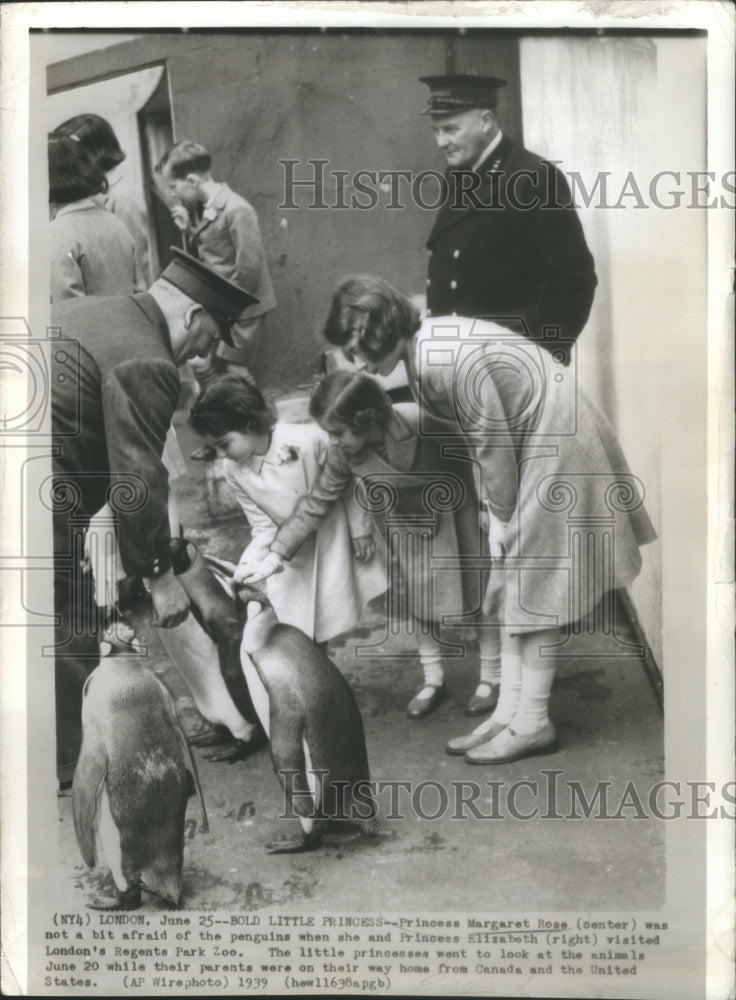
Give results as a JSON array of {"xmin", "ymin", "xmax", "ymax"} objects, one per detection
[
  {"xmin": 477, "ymin": 626, "xmax": 502, "ymax": 690},
  {"xmin": 510, "ymin": 632, "xmax": 558, "ymax": 733},
  {"xmin": 490, "ymin": 632, "xmax": 523, "ymax": 726},
  {"xmin": 416, "ymin": 631, "xmax": 444, "ymax": 692}
]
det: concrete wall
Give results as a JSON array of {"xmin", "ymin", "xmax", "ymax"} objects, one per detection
[
  {"xmin": 519, "ymin": 34, "xmax": 708, "ymax": 671},
  {"xmin": 44, "ymin": 31, "xmax": 521, "ymax": 392}
]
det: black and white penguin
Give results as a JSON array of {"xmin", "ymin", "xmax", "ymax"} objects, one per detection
[
  {"xmin": 156, "ymin": 539, "xmax": 264, "ymax": 760},
  {"xmin": 233, "ymin": 584, "xmax": 376, "ymax": 853},
  {"xmin": 72, "ymin": 658, "xmax": 208, "ymax": 910}
]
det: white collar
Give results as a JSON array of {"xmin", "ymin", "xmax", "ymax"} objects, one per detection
[
  {"xmin": 54, "ymin": 198, "xmax": 99, "ymax": 218},
  {"xmin": 472, "ymin": 130, "xmax": 503, "ymax": 172},
  {"xmin": 203, "ymin": 183, "xmax": 229, "ymax": 211}
]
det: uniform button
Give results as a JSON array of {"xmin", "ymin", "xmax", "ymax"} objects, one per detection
[
  {"xmin": 450, "ymin": 280, "xmax": 457, "ymax": 290},
  {"xmin": 426, "ymin": 279, "xmax": 431, "ymax": 286},
  {"xmin": 452, "ymin": 311, "xmax": 457, "ymax": 317},
  {"xmin": 453, "ymin": 249, "xmax": 460, "ymax": 258},
  {"xmin": 428, "ymin": 250, "xmax": 433, "ymax": 257},
  {"xmin": 427, "ymin": 309, "xmax": 433, "ymax": 316}
]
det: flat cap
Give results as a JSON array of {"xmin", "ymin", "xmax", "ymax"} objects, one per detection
[
  {"xmin": 419, "ymin": 74, "xmax": 507, "ymax": 115},
  {"xmin": 160, "ymin": 247, "xmax": 259, "ymax": 347}
]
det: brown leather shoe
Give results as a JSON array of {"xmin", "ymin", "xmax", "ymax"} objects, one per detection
[
  {"xmin": 446, "ymin": 718, "xmax": 506, "ymax": 755},
  {"xmin": 406, "ymin": 683, "xmax": 447, "ymax": 720},
  {"xmin": 464, "ymin": 722, "xmax": 559, "ymax": 765},
  {"xmin": 465, "ymin": 682, "xmax": 500, "ymax": 716}
]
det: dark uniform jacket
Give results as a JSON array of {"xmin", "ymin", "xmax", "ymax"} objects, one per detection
[
  {"xmin": 426, "ymin": 134, "xmax": 597, "ymax": 365},
  {"xmin": 51, "ymin": 293, "xmax": 180, "ymax": 580}
]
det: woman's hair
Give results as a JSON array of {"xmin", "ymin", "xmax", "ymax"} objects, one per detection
[
  {"xmin": 309, "ymin": 371, "xmax": 392, "ymax": 434},
  {"xmin": 48, "ymin": 135, "xmax": 108, "ymax": 204},
  {"xmin": 322, "ymin": 276, "xmax": 421, "ymax": 362},
  {"xmin": 156, "ymin": 140, "xmax": 212, "ymax": 179},
  {"xmin": 189, "ymin": 376, "xmax": 275, "ymax": 438},
  {"xmin": 52, "ymin": 114, "xmax": 126, "ymax": 173}
]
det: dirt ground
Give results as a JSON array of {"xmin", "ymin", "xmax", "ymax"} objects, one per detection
[{"xmin": 56, "ymin": 389, "xmax": 665, "ymax": 914}]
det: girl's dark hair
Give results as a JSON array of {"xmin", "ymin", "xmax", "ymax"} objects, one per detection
[
  {"xmin": 189, "ymin": 376, "xmax": 276, "ymax": 438},
  {"xmin": 309, "ymin": 371, "xmax": 392, "ymax": 434},
  {"xmin": 156, "ymin": 140, "xmax": 212, "ymax": 179},
  {"xmin": 322, "ymin": 276, "xmax": 421, "ymax": 362},
  {"xmin": 52, "ymin": 114, "xmax": 126, "ymax": 173},
  {"xmin": 48, "ymin": 135, "xmax": 109, "ymax": 204}
]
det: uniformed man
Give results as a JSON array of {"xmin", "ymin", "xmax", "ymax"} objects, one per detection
[
  {"xmin": 51, "ymin": 248, "xmax": 258, "ymax": 784},
  {"xmin": 420, "ymin": 74, "xmax": 597, "ymax": 364}
]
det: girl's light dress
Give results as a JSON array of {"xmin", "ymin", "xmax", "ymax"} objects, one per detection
[{"xmin": 225, "ymin": 421, "xmax": 387, "ymax": 643}]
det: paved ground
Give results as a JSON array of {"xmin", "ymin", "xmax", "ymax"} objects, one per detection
[{"xmin": 56, "ymin": 384, "xmax": 665, "ymax": 914}]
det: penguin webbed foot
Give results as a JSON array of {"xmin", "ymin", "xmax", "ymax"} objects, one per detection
[
  {"xmin": 266, "ymin": 829, "xmax": 324, "ymax": 854},
  {"xmin": 203, "ymin": 728, "xmax": 268, "ymax": 762},
  {"xmin": 188, "ymin": 723, "xmax": 232, "ymax": 748},
  {"xmin": 88, "ymin": 885, "xmax": 141, "ymax": 911}
]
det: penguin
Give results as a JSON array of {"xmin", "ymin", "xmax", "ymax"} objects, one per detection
[
  {"xmin": 232, "ymin": 581, "xmax": 376, "ymax": 853},
  {"xmin": 156, "ymin": 538, "xmax": 265, "ymax": 761},
  {"xmin": 72, "ymin": 658, "xmax": 208, "ymax": 910}
]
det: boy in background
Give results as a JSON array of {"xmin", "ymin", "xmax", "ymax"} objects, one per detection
[{"xmin": 158, "ymin": 140, "xmax": 276, "ymax": 457}]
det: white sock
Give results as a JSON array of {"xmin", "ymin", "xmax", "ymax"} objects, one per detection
[
  {"xmin": 477, "ymin": 624, "xmax": 501, "ymax": 685},
  {"xmin": 511, "ymin": 663, "xmax": 556, "ymax": 734},
  {"xmin": 491, "ymin": 633, "xmax": 523, "ymax": 726},
  {"xmin": 416, "ymin": 630, "xmax": 444, "ymax": 692}
]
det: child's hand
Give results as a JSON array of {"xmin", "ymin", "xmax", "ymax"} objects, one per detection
[
  {"xmin": 233, "ymin": 552, "xmax": 284, "ymax": 585},
  {"xmin": 170, "ymin": 205, "xmax": 191, "ymax": 232},
  {"xmin": 486, "ymin": 507, "xmax": 509, "ymax": 560},
  {"xmin": 351, "ymin": 535, "xmax": 375, "ymax": 562}
]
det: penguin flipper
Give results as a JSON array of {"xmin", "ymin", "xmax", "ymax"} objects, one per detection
[
  {"xmin": 152, "ymin": 675, "xmax": 210, "ymax": 835},
  {"xmin": 72, "ymin": 750, "xmax": 106, "ymax": 867}
]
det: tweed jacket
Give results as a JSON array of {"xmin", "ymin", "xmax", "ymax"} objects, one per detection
[
  {"xmin": 50, "ymin": 199, "xmax": 146, "ymax": 303},
  {"xmin": 193, "ymin": 183, "xmax": 276, "ymax": 324},
  {"xmin": 426, "ymin": 134, "xmax": 597, "ymax": 365},
  {"xmin": 51, "ymin": 293, "xmax": 180, "ymax": 579},
  {"xmin": 410, "ymin": 316, "xmax": 657, "ymax": 631}
]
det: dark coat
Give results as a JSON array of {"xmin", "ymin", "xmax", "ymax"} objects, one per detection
[
  {"xmin": 426, "ymin": 134, "xmax": 597, "ymax": 365},
  {"xmin": 51, "ymin": 293, "xmax": 180, "ymax": 580}
]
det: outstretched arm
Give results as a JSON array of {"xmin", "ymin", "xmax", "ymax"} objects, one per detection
[{"xmin": 271, "ymin": 444, "xmax": 354, "ymax": 559}]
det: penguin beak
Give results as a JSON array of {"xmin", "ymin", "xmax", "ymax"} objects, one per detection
[
  {"xmin": 233, "ymin": 582, "xmax": 267, "ymax": 604},
  {"xmin": 232, "ymin": 582, "xmax": 268, "ymax": 627},
  {"xmin": 246, "ymin": 600, "xmax": 263, "ymax": 620}
]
